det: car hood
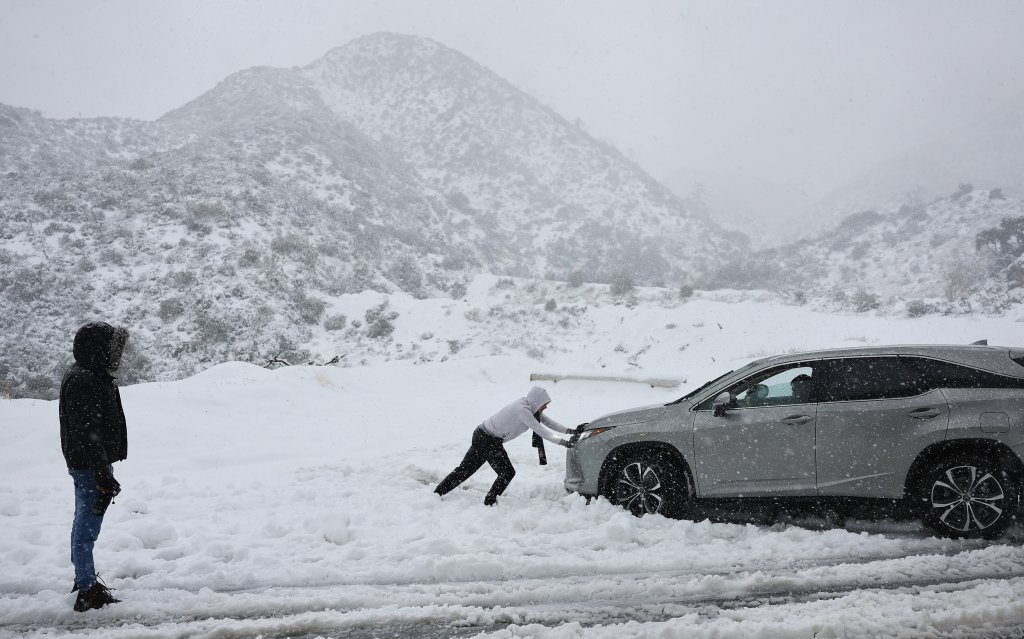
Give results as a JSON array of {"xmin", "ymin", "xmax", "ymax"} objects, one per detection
[{"xmin": 589, "ymin": 404, "xmax": 667, "ymax": 429}]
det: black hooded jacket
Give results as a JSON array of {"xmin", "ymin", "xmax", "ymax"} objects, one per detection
[{"xmin": 59, "ymin": 322, "xmax": 128, "ymax": 471}]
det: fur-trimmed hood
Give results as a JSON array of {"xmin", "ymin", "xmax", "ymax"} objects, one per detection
[{"xmin": 73, "ymin": 322, "xmax": 129, "ymax": 374}]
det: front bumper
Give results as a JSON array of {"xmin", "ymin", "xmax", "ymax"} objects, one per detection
[{"xmin": 563, "ymin": 441, "xmax": 603, "ymax": 496}]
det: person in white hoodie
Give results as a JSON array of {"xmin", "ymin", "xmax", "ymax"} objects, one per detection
[{"xmin": 434, "ymin": 386, "xmax": 577, "ymax": 506}]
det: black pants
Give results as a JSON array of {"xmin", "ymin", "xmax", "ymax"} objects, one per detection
[{"xmin": 435, "ymin": 427, "xmax": 515, "ymax": 499}]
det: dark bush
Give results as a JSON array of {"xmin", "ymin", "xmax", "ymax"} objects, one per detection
[
  {"xmin": 324, "ymin": 314, "xmax": 347, "ymax": 331},
  {"xmin": 609, "ymin": 272, "xmax": 635, "ymax": 297},
  {"xmin": 239, "ymin": 248, "xmax": 261, "ymax": 267},
  {"xmin": 365, "ymin": 301, "xmax": 398, "ymax": 339},
  {"xmin": 852, "ymin": 289, "xmax": 880, "ymax": 312},
  {"xmin": 449, "ymin": 281, "xmax": 468, "ymax": 300},
  {"xmin": 837, "ymin": 210, "xmax": 883, "ymax": 232},
  {"xmin": 270, "ymin": 232, "xmax": 308, "ymax": 256},
  {"xmin": 295, "ymin": 294, "xmax": 327, "ymax": 325},
  {"xmin": 906, "ymin": 300, "xmax": 932, "ymax": 318},
  {"xmin": 977, "ymin": 217, "xmax": 1024, "ymax": 266},
  {"xmin": 367, "ymin": 316, "xmax": 395, "ymax": 339},
  {"xmin": 951, "ymin": 183, "xmax": 974, "ymax": 201},
  {"xmin": 159, "ymin": 298, "xmax": 185, "ymax": 322},
  {"xmin": 169, "ymin": 271, "xmax": 197, "ymax": 289},
  {"xmin": 389, "ymin": 255, "xmax": 424, "ymax": 296}
]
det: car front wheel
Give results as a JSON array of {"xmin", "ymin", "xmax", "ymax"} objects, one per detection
[
  {"xmin": 920, "ymin": 455, "xmax": 1018, "ymax": 539},
  {"xmin": 609, "ymin": 451, "xmax": 688, "ymax": 518}
]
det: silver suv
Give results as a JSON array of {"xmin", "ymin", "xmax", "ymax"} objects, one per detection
[{"xmin": 565, "ymin": 344, "xmax": 1024, "ymax": 538}]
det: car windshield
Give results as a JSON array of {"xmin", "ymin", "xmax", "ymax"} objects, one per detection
[
  {"xmin": 666, "ymin": 368, "xmax": 733, "ymax": 405},
  {"xmin": 666, "ymin": 359, "xmax": 763, "ymax": 406}
]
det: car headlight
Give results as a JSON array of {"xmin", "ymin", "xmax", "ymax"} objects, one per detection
[{"xmin": 580, "ymin": 426, "xmax": 614, "ymax": 441}]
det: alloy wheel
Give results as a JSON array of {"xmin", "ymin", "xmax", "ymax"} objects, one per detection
[
  {"xmin": 615, "ymin": 461, "xmax": 664, "ymax": 516},
  {"xmin": 929, "ymin": 465, "xmax": 1005, "ymax": 533}
]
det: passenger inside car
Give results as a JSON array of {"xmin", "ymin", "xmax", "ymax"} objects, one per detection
[{"xmin": 790, "ymin": 373, "xmax": 812, "ymax": 403}]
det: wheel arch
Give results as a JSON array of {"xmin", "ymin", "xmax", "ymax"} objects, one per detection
[
  {"xmin": 904, "ymin": 438, "xmax": 1024, "ymax": 501},
  {"xmin": 598, "ymin": 441, "xmax": 694, "ymax": 499}
]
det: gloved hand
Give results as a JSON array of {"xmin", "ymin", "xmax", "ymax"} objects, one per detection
[
  {"xmin": 574, "ymin": 423, "xmax": 589, "ymax": 434},
  {"xmin": 563, "ymin": 434, "xmax": 579, "ymax": 449},
  {"xmin": 94, "ymin": 468, "xmax": 121, "ymax": 496}
]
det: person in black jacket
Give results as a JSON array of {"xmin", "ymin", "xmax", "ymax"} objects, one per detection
[{"xmin": 59, "ymin": 321, "xmax": 129, "ymax": 612}]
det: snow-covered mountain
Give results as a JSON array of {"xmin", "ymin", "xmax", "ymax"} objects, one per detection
[
  {"xmin": 707, "ymin": 186, "xmax": 1024, "ymax": 312},
  {"xmin": 0, "ymin": 33, "xmax": 735, "ymax": 399},
  {"xmin": 810, "ymin": 98, "xmax": 1024, "ymax": 227},
  {"xmin": 303, "ymin": 33, "xmax": 737, "ymax": 280}
]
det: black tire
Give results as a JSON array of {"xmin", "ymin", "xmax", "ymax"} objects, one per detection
[
  {"xmin": 607, "ymin": 450, "xmax": 689, "ymax": 518},
  {"xmin": 919, "ymin": 454, "xmax": 1019, "ymax": 539}
]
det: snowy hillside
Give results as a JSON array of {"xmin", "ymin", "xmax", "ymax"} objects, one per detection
[
  {"xmin": 810, "ymin": 99, "xmax": 1024, "ymax": 227},
  {"xmin": 708, "ymin": 186, "xmax": 1024, "ymax": 312},
  {"xmin": 4, "ymin": 301, "xmax": 1024, "ymax": 638},
  {"xmin": 304, "ymin": 33, "xmax": 737, "ymax": 282},
  {"xmin": 0, "ymin": 33, "xmax": 736, "ymax": 400},
  {"xmin": 0, "ymin": 104, "xmax": 162, "ymax": 173}
]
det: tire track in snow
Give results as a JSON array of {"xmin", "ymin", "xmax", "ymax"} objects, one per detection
[
  {"xmin": 4, "ymin": 543, "xmax": 1021, "ymax": 638},
  {"xmin": 10, "ymin": 570, "xmax": 1024, "ymax": 639}
]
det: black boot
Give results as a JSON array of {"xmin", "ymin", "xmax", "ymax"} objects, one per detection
[
  {"xmin": 74, "ymin": 582, "xmax": 120, "ymax": 612},
  {"xmin": 71, "ymin": 573, "xmax": 98, "ymax": 592}
]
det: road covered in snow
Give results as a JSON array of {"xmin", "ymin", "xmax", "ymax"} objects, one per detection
[{"xmin": 5, "ymin": 298, "xmax": 1024, "ymax": 638}]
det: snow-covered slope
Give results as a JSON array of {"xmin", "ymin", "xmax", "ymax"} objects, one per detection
[
  {"xmin": 304, "ymin": 33, "xmax": 738, "ymax": 282},
  {"xmin": 810, "ymin": 99, "xmax": 1024, "ymax": 227},
  {"xmin": 708, "ymin": 187, "xmax": 1024, "ymax": 311},
  {"xmin": 0, "ymin": 33, "xmax": 740, "ymax": 399},
  {"xmin": 0, "ymin": 104, "xmax": 161, "ymax": 174}
]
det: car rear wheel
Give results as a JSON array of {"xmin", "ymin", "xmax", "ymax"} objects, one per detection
[
  {"xmin": 609, "ymin": 451, "xmax": 688, "ymax": 518},
  {"xmin": 920, "ymin": 455, "xmax": 1018, "ymax": 539}
]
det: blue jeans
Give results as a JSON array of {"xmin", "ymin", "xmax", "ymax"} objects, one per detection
[{"xmin": 69, "ymin": 466, "xmax": 110, "ymax": 589}]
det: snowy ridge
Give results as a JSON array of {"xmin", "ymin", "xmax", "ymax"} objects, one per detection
[
  {"xmin": 0, "ymin": 32, "xmax": 737, "ymax": 399},
  {"xmin": 710, "ymin": 187, "xmax": 1024, "ymax": 311},
  {"xmin": 303, "ymin": 32, "xmax": 738, "ymax": 282},
  {"xmin": 811, "ymin": 98, "xmax": 1024, "ymax": 228}
]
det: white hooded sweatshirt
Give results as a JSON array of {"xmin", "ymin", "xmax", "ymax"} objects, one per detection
[{"xmin": 480, "ymin": 386, "xmax": 573, "ymax": 445}]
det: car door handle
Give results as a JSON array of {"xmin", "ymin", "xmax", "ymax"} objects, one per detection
[
  {"xmin": 909, "ymin": 407, "xmax": 943, "ymax": 419},
  {"xmin": 782, "ymin": 415, "xmax": 813, "ymax": 425}
]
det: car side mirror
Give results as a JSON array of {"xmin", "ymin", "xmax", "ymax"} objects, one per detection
[{"xmin": 712, "ymin": 391, "xmax": 732, "ymax": 417}]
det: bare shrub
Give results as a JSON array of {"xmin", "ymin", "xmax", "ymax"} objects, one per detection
[
  {"xmin": 852, "ymin": 289, "xmax": 880, "ymax": 312},
  {"xmin": 943, "ymin": 253, "xmax": 986, "ymax": 302}
]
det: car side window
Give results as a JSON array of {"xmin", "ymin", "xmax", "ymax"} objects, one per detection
[
  {"xmin": 820, "ymin": 357, "xmax": 921, "ymax": 402},
  {"xmin": 697, "ymin": 363, "xmax": 816, "ymax": 410},
  {"xmin": 901, "ymin": 356, "xmax": 1024, "ymax": 391}
]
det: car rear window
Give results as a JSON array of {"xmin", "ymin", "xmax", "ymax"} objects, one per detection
[{"xmin": 901, "ymin": 356, "xmax": 1024, "ymax": 392}]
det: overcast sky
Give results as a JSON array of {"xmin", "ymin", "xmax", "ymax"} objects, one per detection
[{"xmin": 1, "ymin": 0, "xmax": 1023, "ymax": 198}]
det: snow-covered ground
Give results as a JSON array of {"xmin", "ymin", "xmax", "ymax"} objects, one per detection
[{"xmin": 5, "ymin": 291, "xmax": 1024, "ymax": 638}]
